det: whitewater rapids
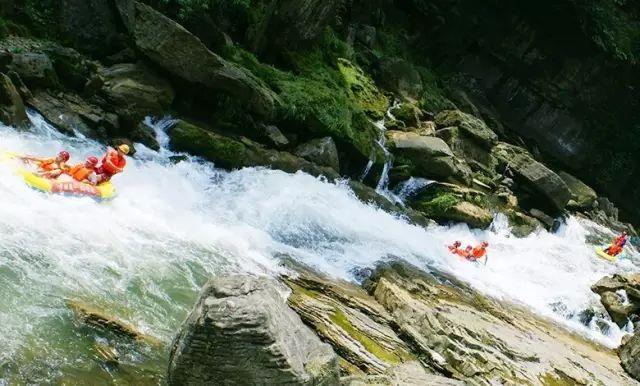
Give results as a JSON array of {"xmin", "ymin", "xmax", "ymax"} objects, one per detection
[{"xmin": 0, "ymin": 113, "xmax": 638, "ymax": 382}]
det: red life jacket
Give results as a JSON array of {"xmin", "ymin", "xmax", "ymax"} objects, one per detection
[{"xmin": 99, "ymin": 148, "xmax": 126, "ymax": 175}]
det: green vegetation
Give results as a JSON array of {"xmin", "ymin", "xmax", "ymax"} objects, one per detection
[
  {"xmin": 417, "ymin": 194, "xmax": 462, "ymax": 218},
  {"xmin": 158, "ymin": 0, "xmax": 251, "ymax": 20},
  {"xmin": 224, "ymin": 30, "xmax": 380, "ymax": 159},
  {"xmin": 571, "ymin": 0, "xmax": 640, "ymax": 63}
]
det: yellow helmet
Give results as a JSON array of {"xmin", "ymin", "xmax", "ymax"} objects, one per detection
[{"xmin": 118, "ymin": 144, "xmax": 130, "ymax": 155}]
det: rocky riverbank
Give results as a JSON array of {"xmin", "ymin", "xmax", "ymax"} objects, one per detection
[
  {"xmin": 0, "ymin": 0, "xmax": 636, "ymax": 237},
  {"xmin": 170, "ymin": 260, "xmax": 638, "ymax": 385}
]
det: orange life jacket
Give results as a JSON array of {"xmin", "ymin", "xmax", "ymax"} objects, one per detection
[
  {"xmin": 68, "ymin": 164, "xmax": 94, "ymax": 182},
  {"xmin": 38, "ymin": 158, "xmax": 58, "ymax": 171},
  {"xmin": 100, "ymin": 148, "xmax": 126, "ymax": 175},
  {"xmin": 608, "ymin": 245, "xmax": 623, "ymax": 256},
  {"xmin": 471, "ymin": 246, "xmax": 486, "ymax": 259}
]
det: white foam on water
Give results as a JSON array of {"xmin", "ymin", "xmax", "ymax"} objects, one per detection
[{"xmin": 0, "ymin": 112, "xmax": 638, "ymax": 381}]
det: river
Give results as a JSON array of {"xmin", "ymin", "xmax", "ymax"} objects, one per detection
[{"xmin": 0, "ymin": 113, "xmax": 637, "ymax": 383}]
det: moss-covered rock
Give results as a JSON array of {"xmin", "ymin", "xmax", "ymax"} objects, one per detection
[
  {"xmin": 281, "ymin": 260, "xmax": 415, "ymax": 375},
  {"xmin": 409, "ymin": 183, "xmax": 493, "ymax": 228},
  {"xmin": 337, "ymin": 58, "xmax": 388, "ymax": 120},
  {"xmin": 169, "ymin": 119, "xmax": 340, "ymax": 179},
  {"xmin": 558, "ymin": 171, "xmax": 597, "ymax": 210},
  {"xmin": 225, "ymin": 43, "xmax": 380, "ymax": 165},
  {"xmin": 391, "ymin": 102, "xmax": 422, "ymax": 127},
  {"xmin": 492, "ymin": 142, "xmax": 571, "ymax": 213},
  {"xmin": 386, "ymin": 130, "xmax": 461, "ymax": 181},
  {"xmin": 436, "ymin": 126, "xmax": 498, "ymax": 177},
  {"xmin": 435, "ymin": 110, "xmax": 498, "ymax": 149}
]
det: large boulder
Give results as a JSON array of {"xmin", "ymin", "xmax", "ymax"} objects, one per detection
[
  {"xmin": 294, "ymin": 137, "xmax": 340, "ymax": 171},
  {"xmin": 0, "ymin": 72, "xmax": 28, "ymax": 128},
  {"xmin": 28, "ymin": 90, "xmax": 119, "ymax": 139},
  {"xmin": 366, "ymin": 261, "xmax": 635, "ymax": 384},
  {"xmin": 99, "ymin": 62, "xmax": 174, "ymax": 129},
  {"xmin": 169, "ymin": 120, "xmax": 339, "ymax": 179},
  {"xmin": 436, "ymin": 126, "xmax": 497, "ymax": 176},
  {"xmin": 492, "ymin": 142, "xmax": 571, "ymax": 212},
  {"xmin": 591, "ymin": 274, "xmax": 640, "ymax": 327},
  {"xmin": 281, "ymin": 260, "xmax": 414, "ymax": 375},
  {"xmin": 7, "ymin": 53, "xmax": 58, "ymax": 88},
  {"xmin": 434, "ymin": 110, "xmax": 498, "ymax": 149},
  {"xmin": 409, "ymin": 183, "xmax": 493, "ymax": 228},
  {"xmin": 559, "ymin": 171, "xmax": 597, "ymax": 209},
  {"xmin": 620, "ymin": 333, "xmax": 640, "ymax": 381},
  {"xmin": 123, "ymin": 2, "xmax": 279, "ymax": 117},
  {"xmin": 385, "ymin": 131, "xmax": 461, "ymax": 181},
  {"xmin": 168, "ymin": 275, "xmax": 339, "ymax": 385}
]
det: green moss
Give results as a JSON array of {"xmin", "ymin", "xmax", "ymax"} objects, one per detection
[
  {"xmin": 330, "ymin": 309, "xmax": 411, "ymax": 365},
  {"xmin": 170, "ymin": 120, "xmax": 249, "ymax": 169},
  {"xmin": 418, "ymin": 194, "xmax": 462, "ymax": 217},
  {"xmin": 539, "ymin": 371, "xmax": 583, "ymax": 386},
  {"xmin": 337, "ymin": 58, "xmax": 389, "ymax": 120},
  {"xmin": 224, "ymin": 37, "xmax": 379, "ymax": 160},
  {"xmin": 417, "ymin": 66, "xmax": 456, "ymax": 113}
]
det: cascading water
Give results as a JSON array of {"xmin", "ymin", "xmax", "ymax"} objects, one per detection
[
  {"xmin": 0, "ymin": 113, "xmax": 639, "ymax": 383},
  {"xmin": 360, "ymin": 100, "xmax": 403, "ymax": 203}
]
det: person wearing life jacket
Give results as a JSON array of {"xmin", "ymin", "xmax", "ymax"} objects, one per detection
[
  {"xmin": 468, "ymin": 241, "xmax": 489, "ymax": 262},
  {"xmin": 67, "ymin": 156, "xmax": 99, "ymax": 184},
  {"xmin": 448, "ymin": 241, "xmax": 462, "ymax": 252},
  {"xmin": 95, "ymin": 144, "xmax": 129, "ymax": 183},
  {"xmin": 605, "ymin": 231, "xmax": 628, "ymax": 256},
  {"xmin": 21, "ymin": 151, "xmax": 70, "ymax": 178}
]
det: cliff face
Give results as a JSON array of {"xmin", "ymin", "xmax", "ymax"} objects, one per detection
[{"xmin": 378, "ymin": 0, "xmax": 640, "ymax": 222}]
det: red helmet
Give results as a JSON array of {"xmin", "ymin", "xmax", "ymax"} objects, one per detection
[
  {"xmin": 58, "ymin": 151, "xmax": 70, "ymax": 161},
  {"xmin": 482, "ymin": 241, "xmax": 489, "ymax": 247},
  {"xmin": 86, "ymin": 156, "xmax": 99, "ymax": 166}
]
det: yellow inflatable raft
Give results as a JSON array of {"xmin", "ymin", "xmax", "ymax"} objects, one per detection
[
  {"xmin": 2, "ymin": 151, "xmax": 116, "ymax": 200},
  {"xmin": 594, "ymin": 247, "xmax": 617, "ymax": 262}
]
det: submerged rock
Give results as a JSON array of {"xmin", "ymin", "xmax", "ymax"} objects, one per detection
[
  {"xmin": 592, "ymin": 274, "xmax": 640, "ymax": 327},
  {"xmin": 67, "ymin": 299, "xmax": 161, "ymax": 347},
  {"xmin": 620, "ymin": 332, "xmax": 640, "ymax": 381},
  {"xmin": 168, "ymin": 275, "xmax": 339, "ymax": 385}
]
